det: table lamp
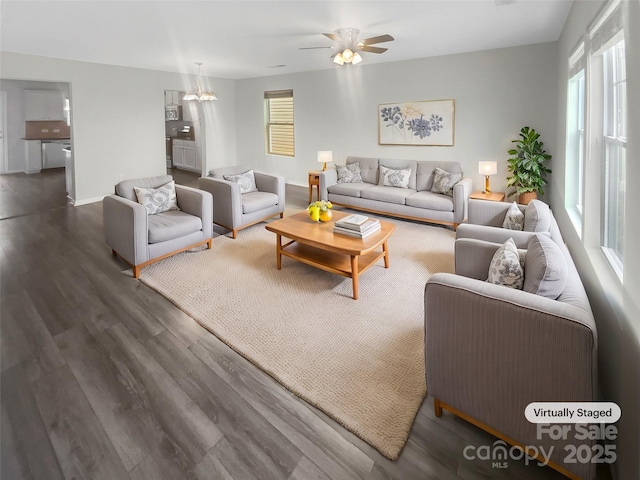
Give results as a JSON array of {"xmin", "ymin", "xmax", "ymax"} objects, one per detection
[
  {"xmin": 478, "ymin": 161, "xmax": 498, "ymax": 194},
  {"xmin": 317, "ymin": 151, "xmax": 333, "ymax": 171}
]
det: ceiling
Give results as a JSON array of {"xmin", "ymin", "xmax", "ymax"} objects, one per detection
[{"xmin": 0, "ymin": 1, "xmax": 573, "ymax": 80}]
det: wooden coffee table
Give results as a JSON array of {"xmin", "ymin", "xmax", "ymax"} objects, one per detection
[{"xmin": 265, "ymin": 210, "xmax": 395, "ymax": 300}]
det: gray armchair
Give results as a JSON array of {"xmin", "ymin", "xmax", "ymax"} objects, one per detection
[
  {"xmin": 103, "ymin": 175, "xmax": 213, "ymax": 278},
  {"xmin": 198, "ymin": 166, "xmax": 284, "ymax": 239}
]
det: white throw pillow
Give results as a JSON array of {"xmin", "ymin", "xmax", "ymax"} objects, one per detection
[
  {"xmin": 524, "ymin": 199, "xmax": 551, "ymax": 232},
  {"xmin": 378, "ymin": 165, "xmax": 411, "ymax": 189},
  {"xmin": 134, "ymin": 180, "xmax": 180, "ymax": 215},
  {"xmin": 430, "ymin": 167, "xmax": 462, "ymax": 197},
  {"xmin": 224, "ymin": 170, "xmax": 258, "ymax": 194},
  {"xmin": 503, "ymin": 202, "xmax": 525, "ymax": 230},
  {"xmin": 487, "ymin": 238, "xmax": 524, "ymax": 289}
]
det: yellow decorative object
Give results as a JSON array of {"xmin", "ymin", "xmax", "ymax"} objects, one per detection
[
  {"xmin": 309, "ymin": 206, "xmax": 320, "ymax": 222},
  {"xmin": 319, "ymin": 209, "xmax": 333, "ymax": 222},
  {"xmin": 307, "ymin": 199, "xmax": 332, "ymax": 223}
]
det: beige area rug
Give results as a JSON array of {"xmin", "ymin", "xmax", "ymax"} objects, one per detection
[{"xmin": 139, "ymin": 214, "xmax": 455, "ymax": 460}]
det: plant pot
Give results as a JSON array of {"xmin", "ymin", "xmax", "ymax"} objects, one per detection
[{"xmin": 518, "ymin": 191, "xmax": 537, "ymax": 205}]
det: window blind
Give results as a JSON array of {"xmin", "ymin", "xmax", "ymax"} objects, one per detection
[{"xmin": 265, "ymin": 90, "xmax": 294, "ymax": 157}]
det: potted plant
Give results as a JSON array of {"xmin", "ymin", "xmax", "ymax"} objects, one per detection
[{"xmin": 506, "ymin": 126, "xmax": 552, "ymax": 204}]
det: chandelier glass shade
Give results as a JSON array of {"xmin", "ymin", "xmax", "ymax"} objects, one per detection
[{"xmin": 184, "ymin": 62, "xmax": 217, "ymax": 102}]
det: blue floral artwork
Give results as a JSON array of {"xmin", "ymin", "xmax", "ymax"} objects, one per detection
[{"xmin": 378, "ymin": 100, "xmax": 454, "ymax": 146}]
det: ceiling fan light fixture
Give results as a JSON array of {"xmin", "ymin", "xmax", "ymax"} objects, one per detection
[
  {"xmin": 342, "ymin": 48, "xmax": 354, "ymax": 62},
  {"xmin": 352, "ymin": 52, "xmax": 363, "ymax": 65},
  {"xmin": 333, "ymin": 53, "xmax": 344, "ymax": 65},
  {"xmin": 184, "ymin": 62, "xmax": 217, "ymax": 102}
]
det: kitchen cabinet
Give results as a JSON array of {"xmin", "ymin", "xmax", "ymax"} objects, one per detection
[
  {"xmin": 172, "ymin": 140, "xmax": 201, "ymax": 173},
  {"xmin": 25, "ymin": 90, "xmax": 66, "ymax": 121},
  {"xmin": 24, "ymin": 140, "xmax": 42, "ymax": 173}
]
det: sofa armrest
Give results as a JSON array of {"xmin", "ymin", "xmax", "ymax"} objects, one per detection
[
  {"xmin": 468, "ymin": 198, "xmax": 523, "ymax": 226},
  {"xmin": 198, "ymin": 176, "xmax": 242, "ymax": 229},
  {"xmin": 452, "ymin": 177, "xmax": 473, "ymax": 224},
  {"xmin": 175, "ymin": 185, "xmax": 213, "ymax": 239},
  {"xmin": 425, "ymin": 272, "xmax": 598, "ymax": 479},
  {"xmin": 103, "ymin": 195, "xmax": 148, "ymax": 265},
  {"xmin": 319, "ymin": 169, "xmax": 338, "ymax": 201},
  {"xmin": 455, "ymin": 223, "xmax": 546, "ymax": 249},
  {"xmin": 254, "ymin": 171, "xmax": 285, "ymax": 209},
  {"xmin": 454, "ymin": 238, "xmax": 501, "ymax": 279}
]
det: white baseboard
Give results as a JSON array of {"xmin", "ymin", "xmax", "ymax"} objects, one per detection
[
  {"xmin": 286, "ymin": 180, "xmax": 307, "ymax": 188},
  {"xmin": 73, "ymin": 195, "xmax": 106, "ymax": 206}
]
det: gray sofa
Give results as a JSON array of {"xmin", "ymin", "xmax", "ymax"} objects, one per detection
[
  {"xmin": 319, "ymin": 156, "xmax": 473, "ymax": 228},
  {"xmin": 425, "ymin": 199, "xmax": 598, "ymax": 480}
]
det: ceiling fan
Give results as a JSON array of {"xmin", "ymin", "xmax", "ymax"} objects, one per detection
[{"xmin": 300, "ymin": 27, "xmax": 394, "ymax": 65}]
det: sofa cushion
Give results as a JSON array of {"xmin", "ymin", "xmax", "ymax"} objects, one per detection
[
  {"xmin": 346, "ymin": 157, "xmax": 379, "ymax": 184},
  {"xmin": 524, "ymin": 234, "xmax": 568, "ymax": 299},
  {"xmin": 116, "ymin": 175, "xmax": 173, "ymax": 202},
  {"xmin": 147, "ymin": 210, "xmax": 202, "ymax": 244},
  {"xmin": 242, "ymin": 191, "xmax": 279, "ymax": 214},
  {"xmin": 223, "ymin": 170, "xmax": 258, "ymax": 194},
  {"xmin": 405, "ymin": 191, "xmax": 454, "ymax": 211},
  {"xmin": 134, "ymin": 180, "xmax": 180, "ymax": 215},
  {"xmin": 524, "ymin": 200, "xmax": 551, "ymax": 232},
  {"xmin": 379, "ymin": 159, "xmax": 417, "ymax": 190},
  {"xmin": 378, "ymin": 165, "xmax": 412, "ymax": 189},
  {"xmin": 487, "ymin": 238, "xmax": 524, "ymax": 289},
  {"xmin": 209, "ymin": 165, "xmax": 252, "ymax": 179},
  {"xmin": 430, "ymin": 167, "xmax": 462, "ymax": 197},
  {"xmin": 503, "ymin": 202, "xmax": 525, "ymax": 230},
  {"xmin": 361, "ymin": 186, "xmax": 417, "ymax": 205},
  {"xmin": 416, "ymin": 161, "xmax": 462, "ymax": 191},
  {"xmin": 336, "ymin": 162, "xmax": 363, "ymax": 184},
  {"xmin": 327, "ymin": 183, "xmax": 373, "ymax": 198}
]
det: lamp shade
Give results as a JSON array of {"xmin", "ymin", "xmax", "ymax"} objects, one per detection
[
  {"xmin": 317, "ymin": 151, "xmax": 333, "ymax": 164},
  {"xmin": 478, "ymin": 161, "xmax": 498, "ymax": 176}
]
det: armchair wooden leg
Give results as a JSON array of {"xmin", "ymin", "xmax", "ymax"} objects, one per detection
[
  {"xmin": 133, "ymin": 265, "xmax": 141, "ymax": 279},
  {"xmin": 434, "ymin": 398, "xmax": 443, "ymax": 417},
  {"xmin": 207, "ymin": 239, "xmax": 213, "ymax": 249},
  {"xmin": 232, "ymin": 229, "xmax": 237, "ymax": 239},
  {"xmin": 279, "ymin": 212, "xmax": 284, "ymax": 218}
]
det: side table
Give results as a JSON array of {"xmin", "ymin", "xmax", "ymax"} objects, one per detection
[
  {"xmin": 308, "ymin": 171, "xmax": 321, "ymax": 204},
  {"xmin": 470, "ymin": 191, "xmax": 506, "ymax": 202}
]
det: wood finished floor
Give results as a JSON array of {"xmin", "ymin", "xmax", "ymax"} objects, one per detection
[{"xmin": 1, "ymin": 168, "xmax": 610, "ymax": 480}]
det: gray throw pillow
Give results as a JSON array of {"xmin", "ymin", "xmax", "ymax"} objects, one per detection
[
  {"xmin": 524, "ymin": 199, "xmax": 551, "ymax": 232},
  {"xmin": 430, "ymin": 167, "xmax": 462, "ymax": 197},
  {"xmin": 224, "ymin": 170, "xmax": 259, "ymax": 194},
  {"xmin": 524, "ymin": 234, "xmax": 568, "ymax": 299},
  {"xmin": 134, "ymin": 180, "xmax": 180, "ymax": 215},
  {"xmin": 487, "ymin": 238, "xmax": 524, "ymax": 290},
  {"xmin": 378, "ymin": 165, "xmax": 411, "ymax": 189},
  {"xmin": 336, "ymin": 162, "xmax": 363, "ymax": 184},
  {"xmin": 503, "ymin": 202, "xmax": 525, "ymax": 230}
]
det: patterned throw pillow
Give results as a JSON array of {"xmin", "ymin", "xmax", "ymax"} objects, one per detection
[
  {"xmin": 134, "ymin": 180, "xmax": 180, "ymax": 215},
  {"xmin": 503, "ymin": 202, "xmax": 525, "ymax": 230},
  {"xmin": 487, "ymin": 238, "xmax": 524, "ymax": 289},
  {"xmin": 430, "ymin": 167, "xmax": 463, "ymax": 197},
  {"xmin": 223, "ymin": 170, "xmax": 259, "ymax": 194},
  {"xmin": 336, "ymin": 162, "xmax": 363, "ymax": 184},
  {"xmin": 378, "ymin": 165, "xmax": 411, "ymax": 189}
]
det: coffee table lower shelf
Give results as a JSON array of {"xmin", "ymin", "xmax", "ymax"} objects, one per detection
[{"xmin": 277, "ymin": 239, "xmax": 389, "ymax": 300}]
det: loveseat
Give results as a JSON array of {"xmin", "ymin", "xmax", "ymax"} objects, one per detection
[
  {"xmin": 425, "ymin": 199, "xmax": 598, "ymax": 480},
  {"xmin": 319, "ymin": 156, "xmax": 472, "ymax": 229}
]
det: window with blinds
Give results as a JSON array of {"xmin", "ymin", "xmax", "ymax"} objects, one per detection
[{"xmin": 265, "ymin": 90, "xmax": 294, "ymax": 157}]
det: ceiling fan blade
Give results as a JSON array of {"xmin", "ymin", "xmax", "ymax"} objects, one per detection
[
  {"xmin": 361, "ymin": 34, "xmax": 394, "ymax": 45},
  {"xmin": 323, "ymin": 33, "xmax": 340, "ymax": 41},
  {"xmin": 360, "ymin": 45, "xmax": 388, "ymax": 54},
  {"xmin": 299, "ymin": 46, "xmax": 333, "ymax": 50}
]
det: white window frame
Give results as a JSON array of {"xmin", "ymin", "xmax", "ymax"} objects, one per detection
[{"xmin": 264, "ymin": 90, "xmax": 295, "ymax": 157}]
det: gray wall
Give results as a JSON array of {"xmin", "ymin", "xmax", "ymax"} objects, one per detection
[
  {"xmin": 553, "ymin": 1, "xmax": 640, "ymax": 478},
  {"xmin": 0, "ymin": 80, "xmax": 70, "ymax": 173},
  {"xmin": 0, "ymin": 52, "xmax": 237, "ymax": 204},
  {"xmin": 234, "ymin": 42, "xmax": 559, "ymax": 195}
]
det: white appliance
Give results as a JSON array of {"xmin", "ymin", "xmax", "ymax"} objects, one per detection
[{"xmin": 42, "ymin": 141, "xmax": 68, "ymax": 169}]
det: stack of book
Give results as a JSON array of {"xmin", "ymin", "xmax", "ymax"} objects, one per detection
[{"xmin": 333, "ymin": 214, "xmax": 381, "ymax": 238}]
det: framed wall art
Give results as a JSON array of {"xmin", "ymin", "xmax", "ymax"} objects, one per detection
[{"xmin": 378, "ymin": 99, "xmax": 455, "ymax": 146}]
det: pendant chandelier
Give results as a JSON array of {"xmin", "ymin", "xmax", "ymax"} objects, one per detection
[{"xmin": 183, "ymin": 62, "xmax": 217, "ymax": 102}]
